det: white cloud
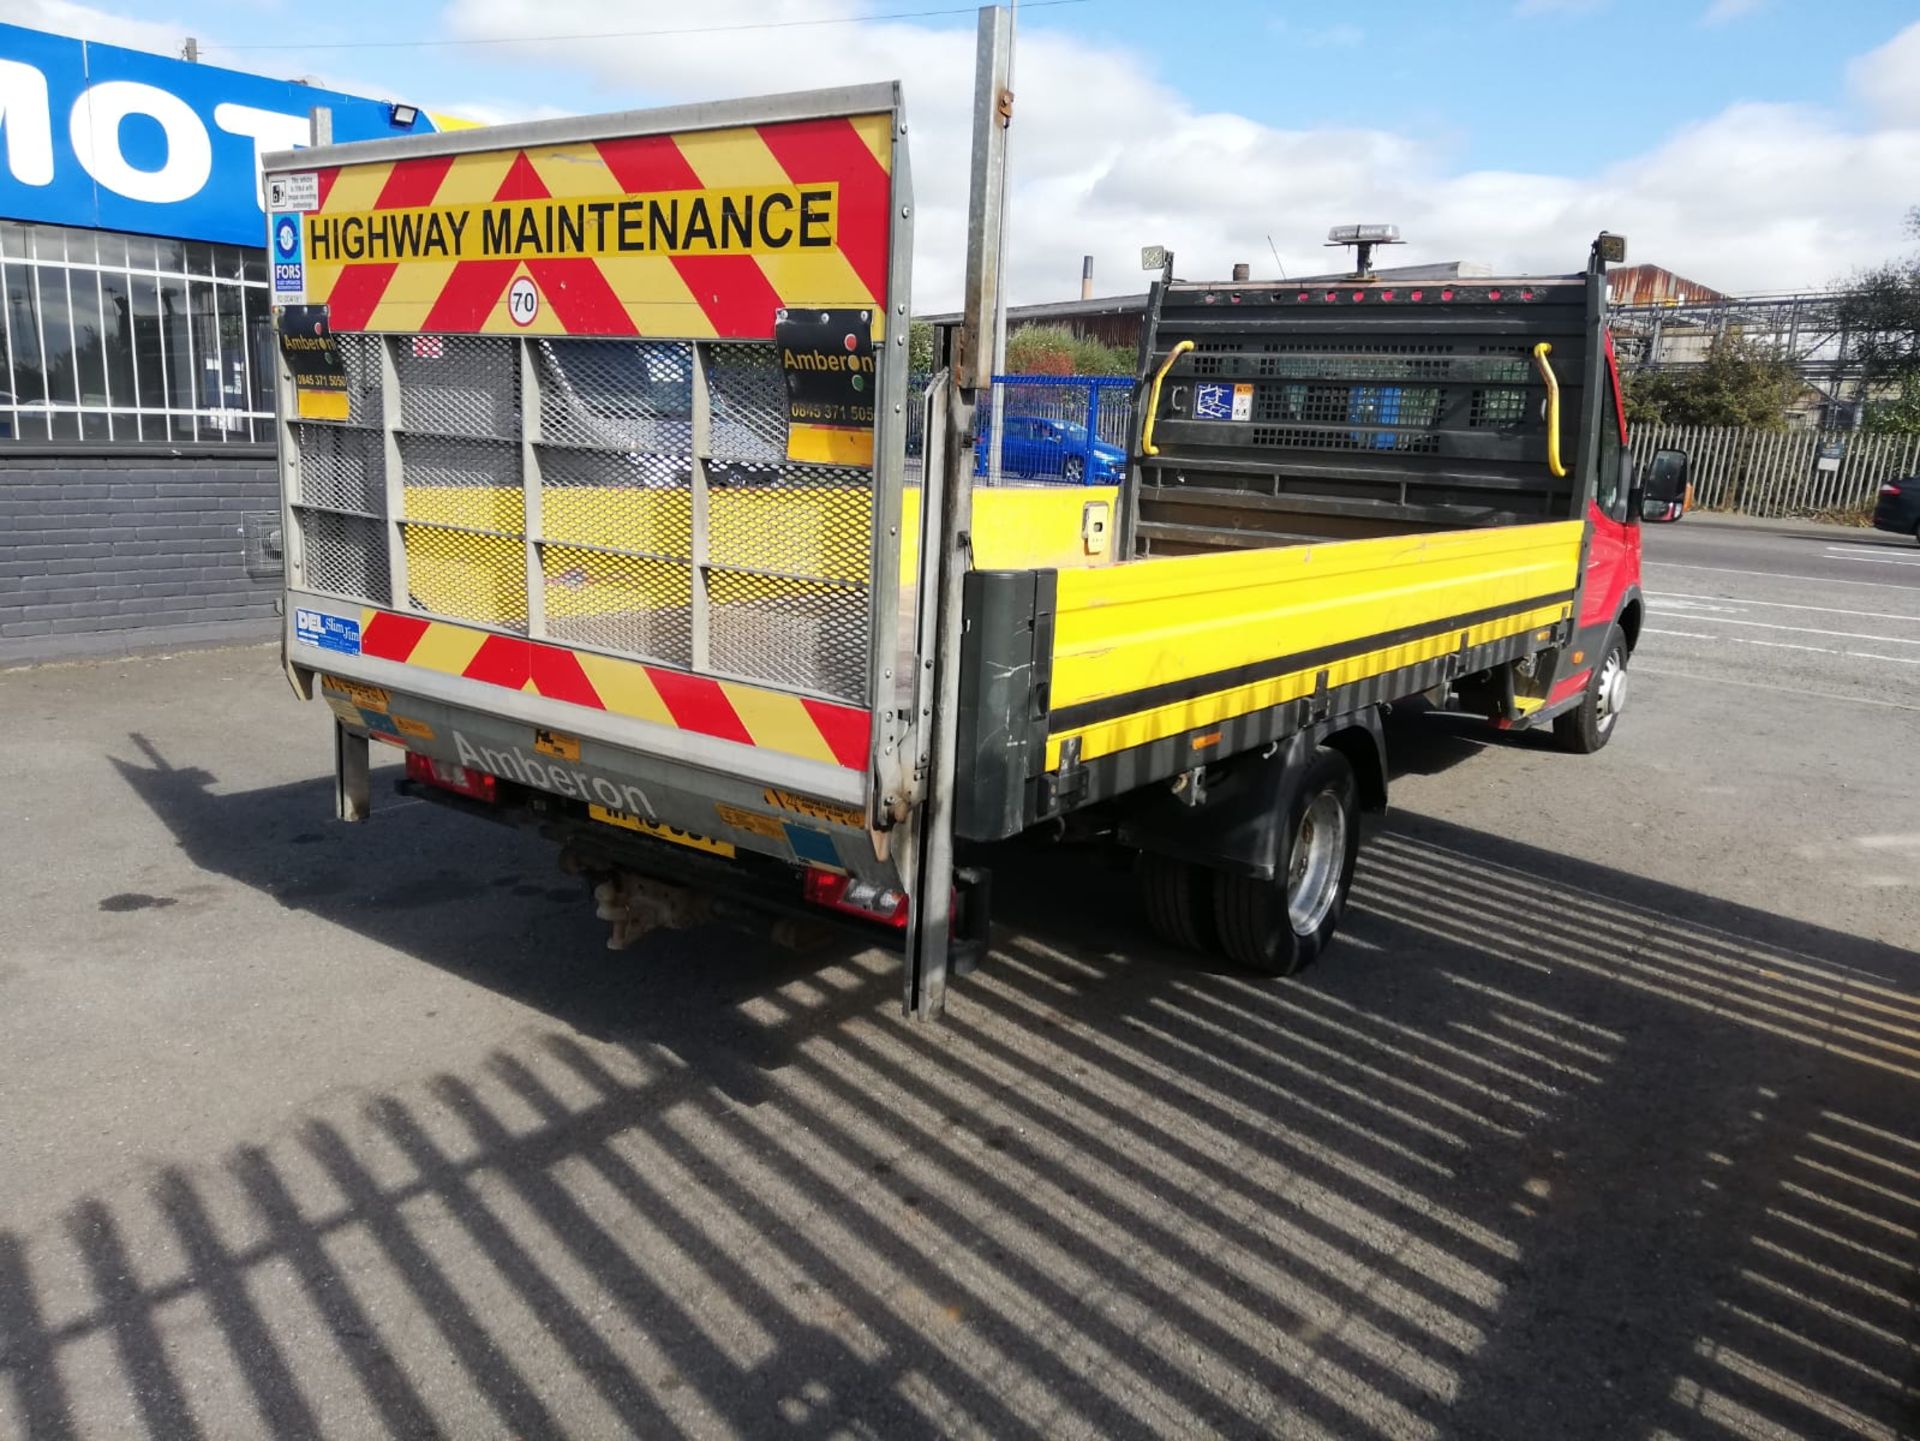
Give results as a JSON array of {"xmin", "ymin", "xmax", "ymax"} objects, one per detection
[
  {"xmin": 1850, "ymin": 20, "xmax": 1920, "ymax": 128},
  {"xmin": 1701, "ymin": 0, "xmax": 1763, "ymax": 23},
  {"xmin": 16, "ymin": 0, "xmax": 1920, "ymax": 305},
  {"xmin": 441, "ymin": 0, "xmax": 1920, "ymax": 305},
  {"xmin": 0, "ymin": 0, "xmax": 190, "ymax": 55}
]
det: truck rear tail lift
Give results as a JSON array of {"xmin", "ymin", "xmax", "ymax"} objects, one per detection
[{"xmin": 275, "ymin": 7, "xmax": 1681, "ymax": 1018}]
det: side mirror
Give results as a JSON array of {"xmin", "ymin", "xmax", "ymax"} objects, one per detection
[{"xmin": 1640, "ymin": 448, "xmax": 1689, "ymax": 524}]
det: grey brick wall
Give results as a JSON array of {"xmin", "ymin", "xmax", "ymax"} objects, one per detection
[{"xmin": 0, "ymin": 450, "xmax": 282, "ymax": 661}]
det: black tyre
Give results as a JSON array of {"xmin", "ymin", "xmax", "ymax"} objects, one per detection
[
  {"xmin": 1062, "ymin": 456, "xmax": 1085, "ymax": 483},
  {"xmin": 1212, "ymin": 747, "xmax": 1360, "ymax": 976},
  {"xmin": 1553, "ymin": 627, "xmax": 1629, "ymax": 754},
  {"xmin": 1139, "ymin": 852, "xmax": 1215, "ymax": 952}
]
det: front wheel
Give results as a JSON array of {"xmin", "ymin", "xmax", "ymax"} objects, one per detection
[
  {"xmin": 1553, "ymin": 628, "xmax": 1628, "ymax": 754},
  {"xmin": 1062, "ymin": 456, "xmax": 1085, "ymax": 483},
  {"xmin": 1213, "ymin": 747, "xmax": 1360, "ymax": 976}
]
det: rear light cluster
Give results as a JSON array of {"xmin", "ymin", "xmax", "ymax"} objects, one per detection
[
  {"xmin": 802, "ymin": 869, "xmax": 909, "ymax": 928},
  {"xmin": 1882, "ymin": 483, "xmax": 1903, "ymax": 496},
  {"xmin": 404, "ymin": 751, "xmax": 497, "ymax": 803}
]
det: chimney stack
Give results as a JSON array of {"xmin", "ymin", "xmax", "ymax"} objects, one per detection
[
  {"xmin": 1081, "ymin": 254, "xmax": 1094, "ymax": 301},
  {"xmin": 1231, "ymin": 262, "xmax": 1251, "ymax": 282}
]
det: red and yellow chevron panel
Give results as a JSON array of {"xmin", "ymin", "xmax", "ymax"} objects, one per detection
[
  {"xmin": 358, "ymin": 610, "xmax": 872, "ymax": 771},
  {"xmin": 302, "ymin": 115, "xmax": 893, "ymax": 340}
]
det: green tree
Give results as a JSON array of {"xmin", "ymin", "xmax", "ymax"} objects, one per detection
[
  {"xmin": 1622, "ymin": 332, "xmax": 1798, "ymax": 430},
  {"xmin": 1835, "ymin": 206, "xmax": 1920, "ymax": 410},
  {"xmin": 1864, "ymin": 381, "xmax": 1920, "ymax": 435},
  {"xmin": 1004, "ymin": 323, "xmax": 1134, "ymax": 376},
  {"xmin": 907, "ymin": 318, "xmax": 935, "ymax": 375}
]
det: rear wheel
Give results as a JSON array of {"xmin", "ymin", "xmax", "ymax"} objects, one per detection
[
  {"xmin": 1212, "ymin": 748, "xmax": 1360, "ymax": 976},
  {"xmin": 1554, "ymin": 627, "xmax": 1628, "ymax": 754},
  {"xmin": 1140, "ymin": 852, "xmax": 1215, "ymax": 952}
]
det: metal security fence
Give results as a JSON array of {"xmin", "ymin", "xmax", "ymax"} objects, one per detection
[
  {"xmin": 979, "ymin": 375, "xmax": 1133, "ymax": 485},
  {"xmin": 1636, "ymin": 425, "xmax": 1920, "ymax": 520}
]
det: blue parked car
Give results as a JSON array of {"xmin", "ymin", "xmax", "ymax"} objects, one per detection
[{"xmin": 977, "ymin": 415, "xmax": 1127, "ymax": 484}]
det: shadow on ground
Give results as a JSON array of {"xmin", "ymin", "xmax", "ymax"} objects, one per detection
[{"xmin": 2, "ymin": 729, "xmax": 1916, "ymax": 1438}]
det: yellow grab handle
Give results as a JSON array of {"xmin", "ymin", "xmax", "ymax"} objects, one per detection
[
  {"xmin": 1532, "ymin": 341, "xmax": 1567, "ymax": 478},
  {"xmin": 1141, "ymin": 339, "xmax": 1195, "ymax": 457}
]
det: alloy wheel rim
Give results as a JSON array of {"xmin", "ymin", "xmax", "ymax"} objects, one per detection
[
  {"xmin": 1287, "ymin": 790, "xmax": 1346, "ymax": 936},
  {"xmin": 1597, "ymin": 651, "xmax": 1627, "ymax": 733}
]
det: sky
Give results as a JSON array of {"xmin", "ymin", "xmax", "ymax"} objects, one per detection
[{"xmin": 7, "ymin": 0, "xmax": 1920, "ymax": 310}]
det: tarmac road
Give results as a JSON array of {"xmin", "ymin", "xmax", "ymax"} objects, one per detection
[{"xmin": 0, "ymin": 518, "xmax": 1915, "ymax": 1441}]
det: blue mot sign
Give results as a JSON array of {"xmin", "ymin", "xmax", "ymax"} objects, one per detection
[{"xmin": 0, "ymin": 23, "xmax": 453, "ymax": 248}]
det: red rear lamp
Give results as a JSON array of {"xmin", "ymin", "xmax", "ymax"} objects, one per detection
[
  {"xmin": 1882, "ymin": 484, "xmax": 1902, "ymax": 495},
  {"xmin": 405, "ymin": 751, "xmax": 497, "ymax": 803},
  {"xmin": 803, "ymin": 869, "xmax": 909, "ymax": 928}
]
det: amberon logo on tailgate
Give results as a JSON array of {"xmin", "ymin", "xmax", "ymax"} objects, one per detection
[{"xmin": 452, "ymin": 732, "xmax": 656, "ymax": 819}]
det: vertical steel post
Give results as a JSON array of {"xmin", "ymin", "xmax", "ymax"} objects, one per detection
[
  {"xmin": 985, "ymin": 2, "xmax": 1016, "ymax": 488},
  {"xmin": 901, "ymin": 4, "xmax": 1010, "ymax": 1020},
  {"xmin": 334, "ymin": 718, "xmax": 370, "ymax": 822}
]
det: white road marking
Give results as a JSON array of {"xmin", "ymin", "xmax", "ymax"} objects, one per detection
[
  {"xmin": 1829, "ymin": 551, "xmax": 1920, "ymax": 568},
  {"xmin": 1632, "ymin": 666, "xmax": 1920, "ymax": 713},
  {"xmin": 1643, "ymin": 628, "xmax": 1920, "ymax": 666},
  {"xmin": 1649, "ymin": 592, "xmax": 1920, "ymax": 625},
  {"xmin": 1651, "ymin": 615, "xmax": 1920, "ymax": 647},
  {"xmin": 1646, "ymin": 562, "xmax": 1920, "ymax": 592}
]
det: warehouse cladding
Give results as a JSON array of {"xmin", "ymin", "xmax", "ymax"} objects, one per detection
[{"xmin": 0, "ymin": 21, "xmax": 457, "ymax": 661}]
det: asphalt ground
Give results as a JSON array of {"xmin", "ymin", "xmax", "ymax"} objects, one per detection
[{"xmin": 1, "ymin": 519, "xmax": 1916, "ymax": 1440}]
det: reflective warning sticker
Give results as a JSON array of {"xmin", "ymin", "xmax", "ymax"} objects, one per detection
[
  {"xmin": 534, "ymin": 727, "xmax": 580, "ymax": 761},
  {"xmin": 715, "ymin": 803, "xmax": 786, "ymax": 840},
  {"xmin": 322, "ymin": 677, "xmax": 390, "ymax": 712},
  {"xmin": 762, "ymin": 787, "xmax": 864, "ymax": 828},
  {"xmin": 298, "ymin": 113, "xmax": 894, "ymax": 340}
]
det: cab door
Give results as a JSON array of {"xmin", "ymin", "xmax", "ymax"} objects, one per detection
[{"xmin": 1579, "ymin": 333, "xmax": 1638, "ymax": 640}]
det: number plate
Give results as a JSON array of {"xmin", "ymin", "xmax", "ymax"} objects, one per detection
[{"xmin": 588, "ymin": 805, "xmax": 736, "ymax": 858}]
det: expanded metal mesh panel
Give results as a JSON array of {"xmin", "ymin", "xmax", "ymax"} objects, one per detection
[
  {"xmin": 1253, "ymin": 384, "xmax": 1442, "ymax": 428},
  {"xmin": 282, "ymin": 330, "xmax": 887, "ymax": 712},
  {"xmin": 297, "ymin": 507, "xmax": 389, "ymax": 606},
  {"xmin": 536, "ymin": 339, "xmax": 694, "ymax": 452},
  {"xmin": 707, "ymin": 465, "xmax": 872, "ymax": 584},
  {"xmin": 401, "ymin": 522, "xmax": 528, "ymax": 633},
  {"xmin": 1250, "ymin": 425, "xmax": 1441, "ymax": 455},
  {"xmin": 707, "ymin": 343, "xmax": 788, "ymax": 460},
  {"xmin": 398, "ymin": 433, "xmax": 521, "ymax": 491},
  {"xmin": 541, "ymin": 544, "xmax": 693, "ymax": 668},
  {"xmin": 394, "ymin": 336, "xmax": 519, "ymax": 439},
  {"xmin": 335, "ymin": 333, "xmax": 385, "ymax": 425},
  {"xmin": 708, "ymin": 567, "xmax": 867, "ymax": 701},
  {"xmin": 294, "ymin": 423, "xmax": 384, "ymax": 515},
  {"xmin": 537, "ymin": 449, "xmax": 694, "ymax": 558},
  {"xmin": 1471, "ymin": 388, "xmax": 1529, "ymax": 428}
]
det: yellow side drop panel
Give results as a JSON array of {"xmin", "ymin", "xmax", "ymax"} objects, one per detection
[
  {"xmin": 399, "ymin": 482, "xmax": 1116, "ymax": 625},
  {"xmin": 1046, "ymin": 521, "xmax": 1585, "ymax": 765}
]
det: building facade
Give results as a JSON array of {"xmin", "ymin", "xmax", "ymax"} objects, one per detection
[{"xmin": 0, "ymin": 23, "xmax": 458, "ymax": 659}]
